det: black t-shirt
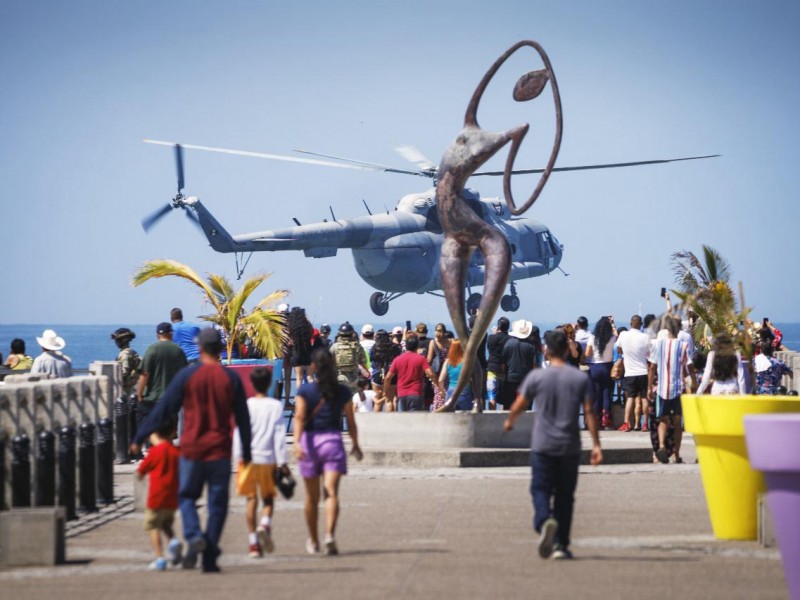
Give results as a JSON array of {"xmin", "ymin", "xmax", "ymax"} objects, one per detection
[
  {"xmin": 502, "ymin": 337, "xmax": 536, "ymax": 383},
  {"xmin": 487, "ymin": 331, "xmax": 510, "ymax": 373}
]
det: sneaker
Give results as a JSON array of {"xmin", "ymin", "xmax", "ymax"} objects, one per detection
[
  {"xmin": 552, "ymin": 546, "xmax": 574, "ymax": 560},
  {"xmin": 641, "ymin": 424, "xmax": 649, "ymax": 432},
  {"xmin": 305, "ymin": 539, "xmax": 320, "ymax": 555},
  {"xmin": 538, "ymin": 518, "xmax": 558, "ymax": 559},
  {"xmin": 148, "ymin": 557, "xmax": 168, "ymax": 571},
  {"xmin": 248, "ymin": 543, "xmax": 262, "ymax": 558},
  {"xmin": 323, "ymin": 535, "xmax": 338, "ymax": 556},
  {"xmin": 168, "ymin": 538, "xmax": 183, "ymax": 566},
  {"xmin": 617, "ymin": 423, "xmax": 631, "ymax": 432},
  {"xmin": 656, "ymin": 448, "xmax": 669, "ymax": 464},
  {"xmin": 182, "ymin": 536, "xmax": 207, "ymax": 569},
  {"xmin": 257, "ymin": 525, "xmax": 274, "ymax": 554},
  {"xmin": 202, "ymin": 545, "xmax": 222, "ymax": 573}
]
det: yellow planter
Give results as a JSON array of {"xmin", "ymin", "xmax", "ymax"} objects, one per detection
[{"xmin": 682, "ymin": 395, "xmax": 800, "ymax": 540}]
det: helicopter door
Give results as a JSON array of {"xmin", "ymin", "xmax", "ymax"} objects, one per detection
[{"xmin": 539, "ymin": 232, "xmax": 555, "ymax": 269}]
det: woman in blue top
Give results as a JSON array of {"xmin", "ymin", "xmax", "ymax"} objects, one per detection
[
  {"xmin": 294, "ymin": 349, "xmax": 363, "ymax": 556},
  {"xmin": 438, "ymin": 340, "xmax": 476, "ymax": 412}
]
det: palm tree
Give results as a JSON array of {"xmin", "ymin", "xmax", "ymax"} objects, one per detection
[
  {"xmin": 670, "ymin": 245, "xmax": 751, "ymax": 356},
  {"xmin": 132, "ymin": 259, "xmax": 287, "ymax": 363}
]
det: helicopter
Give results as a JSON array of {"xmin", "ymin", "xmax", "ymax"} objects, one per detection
[{"xmin": 141, "ymin": 139, "xmax": 717, "ymax": 316}]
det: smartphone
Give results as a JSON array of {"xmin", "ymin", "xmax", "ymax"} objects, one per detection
[
  {"xmin": 763, "ymin": 317, "xmax": 769, "ymax": 326},
  {"xmin": 405, "ymin": 320, "xmax": 412, "ymax": 331},
  {"xmin": 660, "ymin": 287, "xmax": 667, "ymax": 298}
]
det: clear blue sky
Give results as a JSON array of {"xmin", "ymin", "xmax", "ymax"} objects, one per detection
[{"xmin": 2, "ymin": 1, "xmax": 799, "ymax": 328}]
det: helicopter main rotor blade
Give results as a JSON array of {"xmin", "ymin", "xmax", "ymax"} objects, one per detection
[
  {"xmin": 141, "ymin": 203, "xmax": 173, "ymax": 232},
  {"xmin": 471, "ymin": 154, "xmax": 721, "ymax": 177},
  {"xmin": 293, "ymin": 149, "xmax": 432, "ymax": 178},
  {"xmin": 175, "ymin": 144, "xmax": 185, "ymax": 193},
  {"xmin": 183, "ymin": 208, "xmax": 204, "ymax": 233},
  {"xmin": 144, "ymin": 139, "xmax": 415, "ymax": 174},
  {"xmin": 395, "ymin": 145, "xmax": 436, "ymax": 171}
]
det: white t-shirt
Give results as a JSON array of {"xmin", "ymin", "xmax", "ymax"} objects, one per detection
[
  {"xmin": 586, "ymin": 333, "xmax": 616, "ymax": 364},
  {"xmin": 352, "ymin": 389, "xmax": 376, "ymax": 412},
  {"xmin": 615, "ymin": 329, "xmax": 650, "ymax": 377},
  {"xmin": 233, "ymin": 396, "xmax": 287, "ymax": 465},
  {"xmin": 575, "ymin": 329, "xmax": 591, "ymax": 352}
]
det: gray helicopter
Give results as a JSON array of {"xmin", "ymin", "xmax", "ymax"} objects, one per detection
[{"xmin": 141, "ymin": 140, "xmax": 716, "ymax": 316}]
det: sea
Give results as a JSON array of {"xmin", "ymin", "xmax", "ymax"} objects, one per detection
[{"xmin": 1, "ymin": 322, "xmax": 799, "ymax": 370}]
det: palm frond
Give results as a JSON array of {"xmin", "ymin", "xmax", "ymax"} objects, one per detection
[
  {"xmin": 702, "ymin": 245, "xmax": 732, "ymax": 284},
  {"xmin": 240, "ymin": 309, "xmax": 287, "ymax": 359},
  {"xmin": 226, "ymin": 273, "xmax": 269, "ymax": 334},
  {"xmin": 207, "ymin": 274, "xmax": 235, "ymax": 304},
  {"xmin": 132, "ymin": 259, "xmax": 222, "ymax": 313}
]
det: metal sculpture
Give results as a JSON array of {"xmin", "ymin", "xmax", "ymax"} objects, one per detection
[{"xmin": 436, "ymin": 40, "xmax": 563, "ymax": 410}]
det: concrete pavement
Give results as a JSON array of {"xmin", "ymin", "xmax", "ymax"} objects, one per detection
[{"xmin": 0, "ymin": 431, "xmax": 788, "ymax": 600}]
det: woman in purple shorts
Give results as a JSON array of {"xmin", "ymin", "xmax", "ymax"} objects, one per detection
[{"xmin": 294, "ymin": 349, "xmax": 363, "ymax": 556}]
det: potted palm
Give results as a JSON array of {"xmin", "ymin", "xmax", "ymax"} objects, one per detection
[{"xmin": 132, "ymin": 259, "xmax": 287, "ymax": 363}]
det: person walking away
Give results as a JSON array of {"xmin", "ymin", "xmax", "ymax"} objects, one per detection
[
  {"xmin": 4, "ymin": 338, "xmax": 33, "ymax": 370},
  {"xmin": 30, "ymin": 329, "xmax": 72, "ymax": 378},
  {"xmin": 384, "ymin": 333, "xmax": 443, "ymax": 412},
  {"xmin": 287, "ymin": 307, "xmax": 314, "ymax": 394},
  {"xmin": 132, "ymin": 327, "xmax": 252, "ymax": 573},
  {"xmin": 486, "ymin": 317, "xmax": 511, "ymax": 411},
  {"xmin": 330, "ymin": 322, "xmax": 368, "ymax": 394},
  {"xmin": 504, "ymin": 329, "xmax": 603, "ymax": 560},
  {"xmin": 170, "ymin": 308, "xmax": 200, "ymax": 363},
  {"xmin": 294, "ymin": 349, "xmax": 363, "ymax": 555},
  {"xmin": 648, "ymin": 317, "xmax": 696, "ymax": 464},
  {"xmin": 585, "ymin": 316, "xmax": 618, "ymax": 429},
  {"xmin": 614, "ymin": 316, "xmax": 650, "ymax": 431},
  {"xmin": 136, "ymin": 418, "xmax": 182, "ymax": 571},
  {"xmin": 137, "ymin": 323, "xmax": 187, "ymax": 444},
  {"xmin": 232, "ymin": 366, "xmax": 289, "ymax": 558},
  {"xmin": 497, "ymin": 320, "xmax": 537, "ymax": 411}
]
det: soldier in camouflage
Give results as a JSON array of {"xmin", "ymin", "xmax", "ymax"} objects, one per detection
[
  {"xmin": 112, "ymin": 327, "xmax": 142, "ymax": 396},
  {"xmin": 330, "ymin": 322, "xmax": 368, "ymax": 394}
]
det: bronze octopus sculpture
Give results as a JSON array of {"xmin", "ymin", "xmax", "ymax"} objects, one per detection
[{"xmin": 436, "ymin": 40, "xmax": 563, "ymax": 411}]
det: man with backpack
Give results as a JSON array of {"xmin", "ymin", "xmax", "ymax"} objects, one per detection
[{"xmin": 330, "ymin": 322, "xmax": 368, "ymax": 393}]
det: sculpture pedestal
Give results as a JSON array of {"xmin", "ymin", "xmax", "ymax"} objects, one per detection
[
  {"xmin": 682, "ymin": 395, "xmax": 800, "ymax": 540},
  {"xmin": 745, "ymin": 414, "xmax": 800, "ymax": 600}
]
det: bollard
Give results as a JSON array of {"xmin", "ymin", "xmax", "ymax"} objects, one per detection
[
  {"xmin": 96, "ymin": 418, "xmax": 114, "ymax": 504},
  {"xmin": 0, "ymin": 435, "xmax": 6, "ymax": 510},
  {"xmin": 11, "ymin": 433, "xmax": 32, "ymax": 508},
  {"xmin": 78, "ymin": 422, "xmax": 97, "ymax": 512},
  {"xmin": 35, "ymin": 430, "xmax": 56, "ymax": 506},
  {"xmin": 114, "ymin": 395, "xmax": 129, "ymax": 464},
  {"xmin": 128, "ymin": 395, "xmax": 141, "ymax": 460},
  {"xmin": 57, "ymin": 426, "xmax": 77, "ymax": 520}
]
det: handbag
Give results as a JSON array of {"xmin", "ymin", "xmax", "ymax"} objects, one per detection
[
  {"xmin": 610, "ymin": 358, "xmax": 625, "ymax": 380},
  {"xmin": 274, "ymin": 468, "xmax": 297, "ymax": 499}
]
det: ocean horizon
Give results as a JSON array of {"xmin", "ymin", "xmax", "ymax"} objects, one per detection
[{"xmin": 2, "ymin": 322, "xmax": 798, "ymax": 370}]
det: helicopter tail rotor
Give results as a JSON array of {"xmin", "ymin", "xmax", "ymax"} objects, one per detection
[{"xmin": 141, "ymin": 142, "xmax": 202, "ymax": 233}]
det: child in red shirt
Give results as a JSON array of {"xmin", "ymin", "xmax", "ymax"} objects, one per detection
[{"xmin": 136, "ymin": 419, "xmax": 182, "ymax": 570}]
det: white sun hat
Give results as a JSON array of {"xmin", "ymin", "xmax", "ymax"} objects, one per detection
[
  {"xmin": 509, "ymin": 320, "xmax": 533, "ymax": 339},
  {"xmin": 36, "ymin": 329, "xmax": 66, "ymax": 351}
]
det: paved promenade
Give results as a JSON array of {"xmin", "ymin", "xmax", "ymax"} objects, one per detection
[{"xmin": 0, "ymin": 433, "xmax": 788, "ymax": 599}]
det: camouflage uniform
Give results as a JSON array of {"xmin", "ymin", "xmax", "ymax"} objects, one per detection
[
  {"xmin": 331, "ymin": 338, "xmax": 367, "ymax": 393},
  {"xmin": 116, "ymin": 346, "xmax": 142, "ymax": 396}
]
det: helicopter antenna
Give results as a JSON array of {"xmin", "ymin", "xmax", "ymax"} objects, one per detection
[
  {"xmin": 292, "ymin": 217, "xmax": 301, "ymax": 226},
  {"xmin": 557, "ymin": 266, "xmax": 570, "ymax": 276},
  {"xmin": 329, "ymin": 206, "xmax": 339, "ymax": 223},
  {"xmin": 362, "ymin": 199, "xmax": 373, "ymax": 215}
]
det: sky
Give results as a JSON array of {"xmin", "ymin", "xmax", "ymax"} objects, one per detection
[{"xmin": 2, "ymin": 0, "xmax": 799, "ymax": 329}]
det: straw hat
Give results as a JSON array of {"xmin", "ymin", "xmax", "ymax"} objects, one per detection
[
  {"xmin": 36, "ymin": 329, "xmax": 66, "ymax": 351},
  {"xmin": 509, "ymin": 320, "xmax": 533, "ymax": 339}
]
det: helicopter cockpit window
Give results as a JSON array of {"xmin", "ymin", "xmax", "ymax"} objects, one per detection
[{"xmin": 539, "ymin": 232, "xmax": 552, "ymax": 256}]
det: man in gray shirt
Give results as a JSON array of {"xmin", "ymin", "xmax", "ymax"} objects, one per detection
[
  {"xmin": 30, "ymin": 329, "xmax": 73, "ymax": 378},
  {"xmin": 504, "ymin": 329, "xmax": 602, "ymax": 560}
]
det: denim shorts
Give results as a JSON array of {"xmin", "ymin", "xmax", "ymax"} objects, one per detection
[{"xmin": 298, "ymin": 431, "xmax": 347, "ymax": 478}]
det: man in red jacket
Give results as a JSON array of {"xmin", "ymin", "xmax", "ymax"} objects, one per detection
[{"xmin": 134, "ymin": 328, "xmax": 252, "ymax": 573}]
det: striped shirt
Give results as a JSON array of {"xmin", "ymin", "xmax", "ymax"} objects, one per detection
[{"xmin": 648, "ymin": 338, "xmax": 690, "ymax": 400}]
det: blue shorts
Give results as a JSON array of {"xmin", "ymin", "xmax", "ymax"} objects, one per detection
[{"xmin": 655, "ymin": 396, "xmax": 682, "ymax": 419}]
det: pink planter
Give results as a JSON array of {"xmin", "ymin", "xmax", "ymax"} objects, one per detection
[{"xmin": 744, "ymin": 414, "xmax": 800, "ymax": 600}]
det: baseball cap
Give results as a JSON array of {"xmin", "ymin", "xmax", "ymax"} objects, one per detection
[
  {"xmin": 392, "ymin": 326, "xmax": 403, "ymax": 336},
  {"xmin": 156, "ymin": 322, "xmax": 173, "ymax": 335},
  {"xmin": 361, "ymin": 324, "xmax": 374, "ymax": 335}
]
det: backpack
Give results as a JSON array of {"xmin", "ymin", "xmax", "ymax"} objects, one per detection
[{"xmin": 334, "ymin": 340, "xmax": 361, "ymax": 377}]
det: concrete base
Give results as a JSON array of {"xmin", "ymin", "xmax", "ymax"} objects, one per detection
[
  {"xmin": 355, "ymin": 412, "xmax": 534, "ymax": 449},
  {"xmin": 0, "ymin": 507, "xmax": 66, "ymax": 566}
]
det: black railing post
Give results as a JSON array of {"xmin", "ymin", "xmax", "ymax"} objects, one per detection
[
  {"xmin": 36, "ymin": 430, "xmax": 56, "ymax": 506},
  {"xmin": 58, "ymin": 426, "xmax": 77, "ymax": 520},
  {"xmin": 96, "ymin": 418, "xmax": 114, "ymax": 504},
  {"xmin": 114, "ymin": 395, "xmax": 129, "ymax": 464},
  {"xmin": 78, "ymin": 422, "xmax": 97, "ymax": 512},
  {"xmin": 0, "ymin": 434, "xmax": 6, "ymax": 510},
  {"xmin": 11, "ymin": 433, "xmax": 31, "ymax": 507}
]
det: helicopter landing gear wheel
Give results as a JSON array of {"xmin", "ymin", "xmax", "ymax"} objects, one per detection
[
  {"xmin": 466, "ymin": 292, "xmax": 482, "ymax": 315},
  {"xmin": 369, "ymin": 292, "xmax": 390, "ymax": 316},
  {"xmin": 500, "ymin": 294, "xmax": 520, "ymax": 312}
]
